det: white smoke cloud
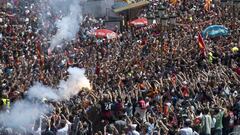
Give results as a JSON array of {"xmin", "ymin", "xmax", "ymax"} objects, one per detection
[
  {"xmin": 58, "ymin": 67, "xmax": 90, "ymax": 99},
  {"xmin": 0, "ymin": 100, "xmax": 50, "ymax": 129},
  {"xmin": 50, "ymin": 0, "xmax": 83, "ymax": 49},
  {"xmin": 0, "ymin": 67, "xmax": 90, "ymax": 130},
  {"xmin": 28, "ymin": 67, "xmax": 90, "ymax": 100},
  {"xmin": 0, "ymin": 0, "xmax": 89, "ymax": 131},
  {"xmin": 27, "ymin": 82, "xmax": 59, "ymax": 101}
]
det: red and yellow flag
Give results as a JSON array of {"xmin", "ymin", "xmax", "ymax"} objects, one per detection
[
  {"xmin": 198, "ymin": 33, "xmax": 206, "ymax": 55},
  {"xmin": 204, "ymin": 0, "xmax": 212, "ymax": 11},
  {"xmin": 170, "ymin": 0, "xmax": 177, "ymax": 5}
]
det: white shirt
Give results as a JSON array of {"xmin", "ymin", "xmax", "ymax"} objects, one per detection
[
  {"xmin": 179, "ymin": 127, "xmax": 193, "ymax": 135},
  {"xmin": 127, "ymin": 130, "xmax": 140, "ymax": 135},
  {"xmin": 211, "ymin": 117, "xmax": 216, "ymax": 128},
  {"xmin": 202, "ymin": 114, "xmax": 212, "ymax": 134},
  {"xmin": 57, "ymin": 121, "xmax": 71, "ymax": 135}
]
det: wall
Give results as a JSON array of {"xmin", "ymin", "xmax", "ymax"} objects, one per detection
[{"xmin": 82, "ymin": 0, "xmax": 118, "ymax": 18}]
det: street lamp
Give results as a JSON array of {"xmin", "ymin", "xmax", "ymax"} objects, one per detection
[
  {"xmin": 233, "ymin": 0, "xmax": 240, "ymax": 16},
  {"xmin": 147, "ymin": 17, "xmax": 155, "ymax": 25},
  {"xmin": 169, "ymin": 13, "xmax": 177, "ymax": 25},
  {"xmin": 146, "ymin": 11, "xmax": 155, "ymax": 25},
  {"xmin": 160, "ymin": 15, "xmax": 169, "ymax": 28},
  {"xmin": 159, "ymin": 14, "xmax": 168, "ymax": 70},
  {"xmin": 158, "ymin": 4, "xmax": 166, "ymax": 18}
]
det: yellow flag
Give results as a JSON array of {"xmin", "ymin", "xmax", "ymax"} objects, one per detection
[{"xmin": 170, "ymin": 0, "xmax": 177, "ymax": 5}]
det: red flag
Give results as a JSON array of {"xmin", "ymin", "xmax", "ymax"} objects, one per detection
[
  {"xmin": 198, "ymin": 33, "xmax": 206, "ymax": 55},
  {"xmin": 36, "ymin": 40, "xmax": 44, "ymax": 67},
  {"xmin": 36, "ymin": 40, "xmax": 41, "ymax": 59}
]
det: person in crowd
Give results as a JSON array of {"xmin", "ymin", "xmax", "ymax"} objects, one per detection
[
  {"xmin": 179, "ymin": 119, "xmax": 199, "ymax": 135},
  {"xmin": 0, "ymin": 0, "xmax": 239, "ymax": 134},
  {"xmin": 201, "ymin": 108, "xmax": 212, "ymax": 135}
]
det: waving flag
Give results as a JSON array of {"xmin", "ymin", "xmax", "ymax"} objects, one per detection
[
  {"xmin": 170, "ymin": 0, "xmax": 177, "ymax": 5},
  {"xmin": 198, "ymin": 33, "xmax": 206, "ymax": 55},
  {"xmin": 204, "ymin": 0, "xmax": 212, "ymax": 11}
]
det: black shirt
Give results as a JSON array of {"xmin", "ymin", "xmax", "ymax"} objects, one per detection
[{"xmin": 101, "ymin": 101, "xmax": 112, "ymax": 112}]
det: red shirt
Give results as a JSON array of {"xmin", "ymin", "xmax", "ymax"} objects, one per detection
[
  {"xmin": 181, "ymin": 86, "xmax": 189, "ymax": 97},
  {"xmin": 233, "ymin": 67, "xmax": 240, "ymax": 75}
]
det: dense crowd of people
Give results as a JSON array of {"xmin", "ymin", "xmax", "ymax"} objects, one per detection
[{"xmin": 0, "ymin": 0, "xmax": 240, "ymax": 134}]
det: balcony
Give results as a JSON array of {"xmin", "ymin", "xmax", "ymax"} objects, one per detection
[{"xmin": 113, "ymin": 0, "xmax": 149, "ymax": 13}]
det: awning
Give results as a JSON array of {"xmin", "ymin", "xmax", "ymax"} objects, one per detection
[
  {"xmin": 112, "ymin": 2, "xmax": 128, "ymax": 9},
  {"xmin": 93, "ymin": 29, "xmax": 118, "ymax": 39},
  {"xmin": 113, "ymin": 1, "xmax": 149, "ymax": 13},
  {"xmin": 202, "ymin": 25, "xmax": 229, "ymax": 38},
  {"xmin": 129, "ymin": 18, "xmax": 148, "ymax": 26}
]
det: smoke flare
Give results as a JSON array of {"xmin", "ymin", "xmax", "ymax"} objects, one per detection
[
  {"xmin": 0, "ymin": 67, "xmax": 90, "ymax": 130},
  {"xmin": 50, "ymin": 0, "xmax": 83, "ymax": 49}
]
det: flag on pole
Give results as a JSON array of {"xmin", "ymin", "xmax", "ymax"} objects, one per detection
[
  {"xmin": 170, "ymin": 0, "xmax": 177, "ymax": 5},
  {"xmin": 204, "ymin": 0, "xmax": 212, "ymax": 11},
  {"xmin": 198, "ymin": 33, "xmax": 206, "ymax": 55},
  {"xmin": 36, "ymin": 40, "xmax": 45, "ymax": 67}
]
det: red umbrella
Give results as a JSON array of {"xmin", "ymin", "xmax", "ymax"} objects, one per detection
[
  {"xmin": 130, "ymin": 18, "xmax": 148, "ymax": 27},
  {"xmin": 94, "ymin": 29, "xmax": 117, "ymax": 39}
]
